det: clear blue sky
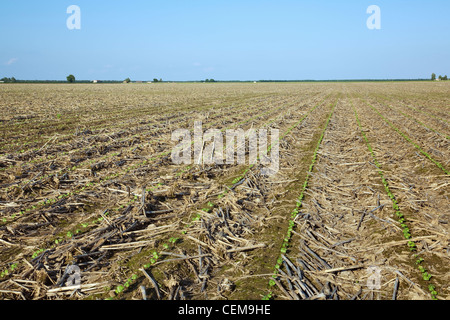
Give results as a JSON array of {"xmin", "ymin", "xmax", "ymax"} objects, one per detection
[{"xmin": 1, "ymin": 0, "xmax": 449, "ymax": 81}]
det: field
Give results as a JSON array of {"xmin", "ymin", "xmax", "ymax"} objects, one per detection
[{"xmin": 0, "ymin": 82, "xmax": 448, "ymax": 300}]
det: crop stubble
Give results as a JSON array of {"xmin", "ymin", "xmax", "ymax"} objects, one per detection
[{"xmin": 0, "ymin": 82, "xmax": 448, "ymax": 300}]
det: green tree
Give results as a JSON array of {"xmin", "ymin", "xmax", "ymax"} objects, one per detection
[
  {"xmin": 438, "ymin": 75, "xmax": 443, "ymax": 81},
  {"xmin": 124, "ymin": 78, "xmax": 131, "ymax": 83},
  {"xmin": 153, "ymin": 78, "xmax": 159, "ymax": 83},
  {"xmin": 431, "ymin": 73, "xmax": 436, "ymax": 81},
  {"xmin": 1, "ymin": 77, "xmax": 17, "ymax": 83},
  {"xmin": 443, "ymin": 75, "xmax": 448, "ymax": 81},
  {"xmin": 67, "ymin": 74, "xmax": 76, "ymax": 83}
]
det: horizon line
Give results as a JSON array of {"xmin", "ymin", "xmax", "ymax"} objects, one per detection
[{"xmin": 0, "ymin": 78, "xmax": 437, "ymax": 83}]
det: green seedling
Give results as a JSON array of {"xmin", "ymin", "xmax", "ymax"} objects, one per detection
[
  {"xmin": 428, "ymin": 285, "xmax": 438, "ymax": 300},
  {"xmin": 262, "ymin": 293, "xmax": 272, "ymax": 300},
  {"xmin": 1, "ymin": 263, "xmax": 19, "ymax": 278},
  {"xmin": 115, "ymin": 285, "xmax": 124, "ymax": 294},
  {"xmin": 422, "ymin": 272, "xmax": 432, "ymax": 281},
  {"xmin": 32, "ymin": 248, "xmax": 44, "ymax": 259}
]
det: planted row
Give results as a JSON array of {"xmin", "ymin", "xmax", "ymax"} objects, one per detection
[
  {"xmin": 264, "ymin": 97, "xmax": 338, "ymax": 300},
  {"xmin": 353, "ymin": 100, "xmax": 438, "ymax": 300},
  {"xmin": 362, "ymin": 99, "xmax": 449, "ymax": 175}
]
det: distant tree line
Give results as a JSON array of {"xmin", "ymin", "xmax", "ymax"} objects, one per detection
[
  {"xmin": 123, "ymin": 78, "xmax": 163, "ymax": 83},
  {"xmin": 431, "ymin": 73, "xmax": 448, "ymax": 81},
  {"xmin": 5, "ymin": 76, "xmax": 442, "ymax": 84},
  {"xmin": 0, "ymin": 77, "xmax": 17, "ymax": 83}
]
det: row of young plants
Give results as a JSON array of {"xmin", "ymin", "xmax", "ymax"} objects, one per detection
[
  {"xmin": 263, "ymin": 97, "xmax": 338, "ymax": 300},
  {"xmin": 4, "ymin": 115, "xmax": 184, "ymax": 186},
  {"xmin": 1, "ymin": 211, "xmax": 111, "ymax": 285},
  {"xmin": 352, "ymin": 100, "xmax": 438, "ymax": 300},
  {"xmin": 1, "ymin": 98, "xmax": 292, "ymax": 226},
  {"xmin": 110, "ymin": 236, "xmax": 181, "ymax": 298},
  {"xmin": 362, "ymin": 99, "xmax": 449, "ymax": 175},
  {"xmin": 373, "ymin": 96, "xmax": 450, "ymax": 140},
  {"xmin": 386, "ymin": 96, "xmax": 449, "ymax": 126},
  {"xmin": 0, "ymin": 100, "xmax": 203, "ymax": 170},
  {"xmin": 109, "ymin": 94, "xmax": 331, "ymax": 299},
  {"xmin": 0, "ymin": 116, "xmax": 158, "ymax": 156},
  {"xmin": 0, "ymin": 122, "xmax": 163, "ymax": 172}
]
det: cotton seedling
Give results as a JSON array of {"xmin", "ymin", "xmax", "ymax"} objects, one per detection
[
  {"xmin": 265, "ymin": 99, "xmax": 338, "ymax": 299},
  {"xmin": 353, "ymin": 101, "xmax": 440, "ymax": 300}
]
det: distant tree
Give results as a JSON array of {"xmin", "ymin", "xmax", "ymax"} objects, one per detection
[
  {"xmin": 153, "ymin": 78, "xmax": 159, "ymax": 83},
  {"xmin": 431, "ymin": 73, "xmax": 436, "ymax": 81},
  {"xmin": 159, "ymin": 78, "xmax": 163, "ymax": 82},
  {"xmin": 205, "ymin": 79, "xmax": 215, "ymax": 83},
  {"xmin": 1, "ymin": 77, "xmax": 17, "ymax": 83},
  {"xmin": 67, "ymin": 74, "xmax": 76, "ymax": 83},
  {"xmin": 124, "ymin": 78, "xmax": 131, "ymax": 83},
  {"xmin": 438, "ymin": 75, "xmax": 443, "ymax": 81},
  {"xmin": 443, "ymin": 75, "xmax": 448, "ymax": 81}
]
